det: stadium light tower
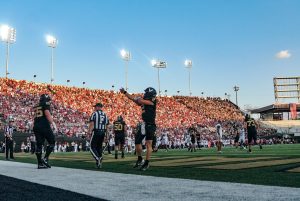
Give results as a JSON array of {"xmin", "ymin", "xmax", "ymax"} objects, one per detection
[
  {"xmin": 151, "ymin": 59, "xmax": 167, "ymax": 96},
  {"xmin": 233, "ymin": 85, "xmax": 240, "ymax": 106},
  {"xmin": 46, "ymin": 35, "xmax": 58, "ymax": 84},
  {"xmin": 0, "ymin": 24, "xmax": 16, "ymax": 79},
  {"xmin": 120, "ymin": 49, "xmax": 131, "ymax": 91},
  {"xmin": 184, "ymin": 59, "xmax": 192, "ymax": 96}
]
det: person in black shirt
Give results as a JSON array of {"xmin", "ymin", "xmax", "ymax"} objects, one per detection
[
  {"xmin": 120, "ymin": 87, "xmax": 157, "ymax": 171},
  {"xmin": 87, "ymin": 103, "xmax": 109, "ymax": 169},
  {"xmin": 113, "ymin": 116, "xmax": 126, "ymax": 159},
  {"xmin": 33, "ymin": 94, "xmax": 57, "ymax": 169},
  {"xmin": 245, "ymin": 114, "xmax": 262, "ymax": 153},
  {"xmin": 4, "ymin": 119, "xmax": 15, "ymax": 160},
  {"xmin": 188, "ymin": 127, "xmax": 196, "ymax": 152}
]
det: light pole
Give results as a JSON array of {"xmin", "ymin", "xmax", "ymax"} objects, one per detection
[
  {"xmin": 233, "ymin": 85, "xmax": 239, "ymax": 106},
  {"xmin": 151, "ymin": 59, "xmax": 167, "ymax": 96},
  {"xmin": 120, "ymin": 49, "xmax": 131, "ymax": 91},
  {"xmin": 164, "ymin": 89, "xmax": 167, "ymax": 96},
  {"xmin": 46, "ymin": 35, "xmax": 58, "ymax": 84},
  {"xmin": 33, "ymin": 74, "xmax": 37, "ymax": 82},
  {"xmin": 82, "ymin": 81, "xmax": 86, "ymax": 87},
  {"xmin": 0, "ymin": 25, "xmax": 16, "ymax": 79},
  {"xmin": 184, "ymin": 59, "xmax": 192, "ymax": 96}
]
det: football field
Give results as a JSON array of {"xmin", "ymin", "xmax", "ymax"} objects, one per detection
[{"xmin": 1, "ymin": 144, "xmax": 300, "ymax": 188}]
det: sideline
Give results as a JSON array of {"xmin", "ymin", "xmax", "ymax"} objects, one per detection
[{"xmin": 0, "ymin": 160, "xmax": 299, "ymax": 201}]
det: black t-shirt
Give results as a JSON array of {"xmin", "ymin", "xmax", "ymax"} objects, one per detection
[
  {"xmin": 113, "ymin": 120, "xmax": 126, "ymax": 134},
  {"xmin": 33, "ymin": 103, "xmax": 51, "ymax": 129},
  {"xmin": 141, "ymin": 98, "xmax": 156, "ymax": 124}
]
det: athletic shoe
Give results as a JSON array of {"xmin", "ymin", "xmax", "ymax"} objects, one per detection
[
  {"xmin": 259, "ymin": 145, "xmax": 263, "ymax": 149},
  {"xmin": 133, "ymin": 159, "xmax": 144, "ymax": 168},
  {"xmin": 248, "ymin": 149, "xmax": 252, "ymax": 153},
  {"xmin": 97, "ymin": 157, "xmax": 103, "ymax": 169},
  {"xmin": 140, "ymin": 162, "xmax": 149, "ymax": 171},
  {"xmin": 38, "ymin": 163, "xmax": 48, "ymax": 169},
  {"xmin": 121, "ymin": 152, "xmax": 125, "ymax": 159},
  {"xmin": 115, "ymin": 154, "xmax": 118, "ymax": 159},
  {"xmin": 42, "ymin": 158, "xmax": 51, "ymax": 168}
]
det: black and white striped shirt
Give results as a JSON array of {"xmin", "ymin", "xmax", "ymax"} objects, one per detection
[
  {"xmin": 5, "ymin": 126, "xmax": 13, "ymax": 138},
  {"xmin": 89, "ymin": 110, "xmax": 109, "ymax": 130}
]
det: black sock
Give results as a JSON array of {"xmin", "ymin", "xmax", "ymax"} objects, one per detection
[
  {"xmin": 36, "ymin": 152, "xmax": 42, "ymax": 164},
  {"xmin": 138, "ymin": 156, "xmax": 143, "ymax": 161},
  {"xmin": 144, "ymin": 160, "xmax": 149, "ymax": 164}
]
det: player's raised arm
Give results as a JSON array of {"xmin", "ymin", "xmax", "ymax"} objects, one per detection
[{"xmin": 120, "ymin": 87, "xmax": 154, "ymax": 106}]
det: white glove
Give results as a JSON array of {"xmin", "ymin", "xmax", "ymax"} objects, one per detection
[{"xmin": 52, "ymin": 122, "xmax": 58, "ymax": 133}]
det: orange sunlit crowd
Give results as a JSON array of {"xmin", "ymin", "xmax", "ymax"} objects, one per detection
[{"xmin": 0, "ymin": 78, "xmax": 245, "ymax": 138}]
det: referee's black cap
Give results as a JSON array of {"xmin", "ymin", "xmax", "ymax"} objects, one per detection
[{"xmin": 94, "ymin": 103, "xmax": 103, "ymax": 107}]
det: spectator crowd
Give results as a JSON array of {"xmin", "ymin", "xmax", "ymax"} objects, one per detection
[{"xmin": 0, "ymin": 78, "xmax": 278, "ymax": 145}]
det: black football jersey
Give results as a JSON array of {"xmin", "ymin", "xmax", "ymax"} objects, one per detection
[
  {"xmin": 33, "ymin": 103, "xmax": 51, "ymax": 129},
  {"xmin": 113, "ymin": 120, "xmax": 126, "ymax": 134},
  {"xmin": 246, "ymin": 118, "xmax": 256, "ymax": 132},
  {"xmin": 141, "ymin": 97, "xmax": 156, "ymax": 124}
]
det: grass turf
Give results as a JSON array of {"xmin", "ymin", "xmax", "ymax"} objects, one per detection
[{"xmin": 1, "ymin": 144, "xmax": 300, "ymax": 188}]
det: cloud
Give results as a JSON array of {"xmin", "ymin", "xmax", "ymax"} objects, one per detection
[{"xmin": 276, "ymin": 50, "xmax": 291, "ymax": 59}]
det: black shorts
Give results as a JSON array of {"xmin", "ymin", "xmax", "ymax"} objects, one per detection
[
  {"xmin": 115, "ymin": 133, "xmax": 125, "ymax": 146},
  {"xmin": 33, "ymin": 126, "xmax": 55, "ymax": 146},
  {"xmin": 135, "ymin": 124, "xmax": 156, "ymax": 144},
  {"xmin": 247, "ymin": 130, "xmax": 257, "ymax": 144}
]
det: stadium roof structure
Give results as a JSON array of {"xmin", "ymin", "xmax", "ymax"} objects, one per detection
[{"xmin": 251, "ymin": 103, "xmax": 300, "ymax": 114}]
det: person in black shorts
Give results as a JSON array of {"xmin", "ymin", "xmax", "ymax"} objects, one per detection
[
  {"xmin": 33, "ymin": 94, "xmax": 57, "ymax": 169},
  {"xmin": 245, "ymin": 114, "xmax": 262, "ymax": 153},
  {"xmin": 113, "ymin": 116, "xmax": 126, "ymax": 159},
  {"xmin": 120, "ymin": 87, "xmax": 157, "ymax": 171},
  {"xmin": 195, "ymin": 128, "xmax": 201, "ymax": 150},
  {"xmin": 189, "ymin": 127, "xmax": 196, "ymax": 152}
]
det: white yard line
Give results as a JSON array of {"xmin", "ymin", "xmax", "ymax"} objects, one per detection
[{"xmin": 0, "ymin": 160, "xmax": 299, "ymax": 201}]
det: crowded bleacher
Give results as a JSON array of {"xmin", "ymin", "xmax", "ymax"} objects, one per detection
[{"xmin": 0, "ymin": 78, "xmax": 277, "ymax": 146}]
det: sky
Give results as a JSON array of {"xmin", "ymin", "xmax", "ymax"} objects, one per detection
[{"xmin": 0, "ymin": 0, "xmax": 299, "ymax": 109}]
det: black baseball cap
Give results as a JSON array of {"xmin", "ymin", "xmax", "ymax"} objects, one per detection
[{"xmin": 94, "ymin": 103, "xmax": 103, "ymax": 107}]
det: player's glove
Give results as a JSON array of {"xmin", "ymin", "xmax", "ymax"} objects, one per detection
[{"xmin": 120, "ymin": 88, "xmax": 127, "ymax": 94}]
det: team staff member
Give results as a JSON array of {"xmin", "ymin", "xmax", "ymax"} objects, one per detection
[
  {"xmin": 4, "ymin": 119, "xmax": 15, "ymax": 160},
  {"xmin": 87, "ymin": 103, "xmax": 109, "ymax": 169},
  {"xmin": 33, "ymin": 94, "xmax": 57, "ymax": 169},
  {"xmin": 120, "ymin": 87, "xmax": 157, "ymax": 171},
  {"xmin": 113, "ymin": 116, "xmax": 126, "ymax": 159}
]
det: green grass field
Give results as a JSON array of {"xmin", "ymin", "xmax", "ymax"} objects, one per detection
[{"xmin": 1, "ymin": 144, "xmax": 300, "ymax": 188}]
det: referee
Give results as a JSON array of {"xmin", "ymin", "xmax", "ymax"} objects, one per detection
[
  {"xmin": 4, "ymin": 118, "xmax": 15, "ymax": 160},
  {"xmin": 87, "ymin": 103, "xmax": 109, "ymax": 169}
]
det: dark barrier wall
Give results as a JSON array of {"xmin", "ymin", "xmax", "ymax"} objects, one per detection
[{"xmin": 0, "ymin": 130, "xmax": 87, "ymax": 152}]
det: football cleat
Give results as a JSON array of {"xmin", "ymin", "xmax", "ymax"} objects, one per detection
[
  {"xmin": 38, "ymin": 163, "xmax": 48, "ymax": 169},
  {"xmin": 140, "ymin": 162, "xmax": 149, "ymax": 171},
  {"xmin": 133, "ymin": 159, "xmax": 144, "ymax": 168},
  {"xmin": 97, "ymin": 157, "xmax": 103, "ymax": 169},
  {"xmin": 42, "ymin": 158, "xmax": 51, "ymax": 168}
]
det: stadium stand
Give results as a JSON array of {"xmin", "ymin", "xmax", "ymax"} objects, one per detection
[{"xmin": 1, "ymin": 78, "xmax": 275, "ymax": 145}]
